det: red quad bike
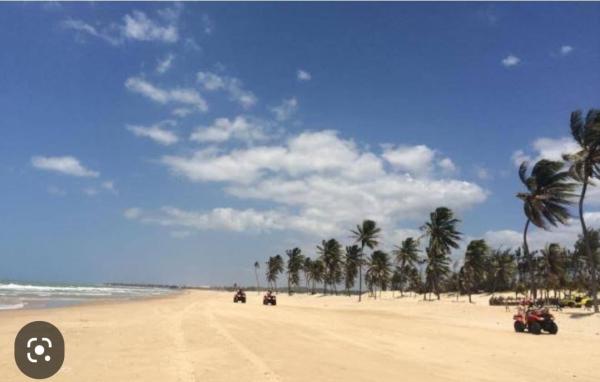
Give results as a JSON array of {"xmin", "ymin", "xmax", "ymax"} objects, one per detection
[
  {"xmin": 263, "ymin": 291, "xmax": 277, "ymax": 306},
  {"xmin": 233, "ymin": 289, "xmax": 246, "ymax": 303},
  {"xmin": 513, "ymin": 305, "xmax": 558, "ymax": 335}
]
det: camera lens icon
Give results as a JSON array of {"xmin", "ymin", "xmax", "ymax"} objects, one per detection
[{"xmin": 15, "ymin": 321, "xmax": 64, "ymax": 379}]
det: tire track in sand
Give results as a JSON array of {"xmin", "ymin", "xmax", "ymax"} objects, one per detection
[
  {"xmin": 203, "ymin": 307, "xmax": 281, "ymax": 382},
  {"xmin": 169, "ymin": 300, "xmax": 201, "ymax": 382}
]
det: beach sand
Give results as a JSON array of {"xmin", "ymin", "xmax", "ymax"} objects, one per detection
[{"xmin": 1, "ymin": 290, "xmax": 599, "ymax": 381}]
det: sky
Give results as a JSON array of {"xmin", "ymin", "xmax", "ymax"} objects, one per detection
[{"xmin": 1, "ymin": 2, "xmax": 599, "ymax": 286}]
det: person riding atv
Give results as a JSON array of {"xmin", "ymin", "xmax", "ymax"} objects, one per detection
[
  {"xmin": 513, "ymin": 301, "xmax": 558, "ymax": 335},
  {"xmin": 233, "ymin": 288, "xmax": 246, "ymax": 303},
  {"xmin": 263, "ymin": 290, "xmax": 277, "ymax": 305}
]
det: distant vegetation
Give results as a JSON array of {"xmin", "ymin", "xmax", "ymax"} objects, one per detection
[{"xmin": 255, "ymin": 110, "xmax": 600, "ymax": 313}]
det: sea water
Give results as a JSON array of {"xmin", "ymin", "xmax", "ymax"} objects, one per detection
[{"xmin": 0, "ymin": 282, "xmax": 177, "ymax": 310}]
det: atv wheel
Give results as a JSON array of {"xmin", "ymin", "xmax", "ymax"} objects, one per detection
[
  {"xmin": 546, "ymin": 322, "xmax": 558, "ymax": 335},
  {"xmin": 528, "ymin": 321, "xmax": 542, "ymax": 335},
  {"xmin": 233, "ymin": 298, "xmax": 238, "ymax": 303},
  {"xmin": 241, "ymin": 298, "xmax": 246, "ymax": 303},
  {"xmin": 272, "ymin": 300, "xmax": 277, "ymax": 306},
  {"xmin": 514, "ymin": 321, "xmax": 526, "ymax": 333}
]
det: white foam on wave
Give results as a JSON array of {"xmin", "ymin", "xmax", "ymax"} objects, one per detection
[
  {"xmin": 0, "ymin": 302, "xmax": 26, "ymax": 310},
  {"xmin": 0, "ymin": 283, "xmax": 169, "ymax": 297}
]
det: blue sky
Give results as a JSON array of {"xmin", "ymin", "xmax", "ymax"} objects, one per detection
[{"xmin": 1, "ymin": 2, "xmax": 599, "ymax": 286}]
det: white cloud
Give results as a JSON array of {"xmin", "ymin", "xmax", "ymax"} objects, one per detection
[
  {"xmin": 172, "ymin": 108, "xmax": 193, "ymax": 118},
  {"xmin": 156, "ymin": 53, "xmax": 175, "ymax": 74},
  {"xmin": 83, "ymin": 187, "xmax": 98, "ymax": 197},
  {"xmin": 123, "ymin": 10, "xmax": 178, "ymax": 43},
  {"xmin": 270, "ymin": 98, "xmax": 298, "ymax": 122},
  {"xmin": 190, "ymin": 116, "xmax": 268, "ymax": 144},
  {"xmin": 127, "ymin": 121, "xmax": 179, "ymax": 146},
  {"xmin": 155, "ymin": 130, "xmax": 487, "ymax": 237},
  {"xmin": 501, "ymin": 54, "xmax": 520, "ymax": 67},
  {"xmin": 170, "ymin": 230, "xmax": 192, "ymax": 239},
  {"xmin": 438, "ymin": 157, "xmax": 457, "ymax": 173},
  {"xmin": 560, "ymin": 45, "xmax": 573, "ymax": 56},
  {"xmin": 484, "ymin": 212, "xmax": 600, "ymax": 251},
  {"xmin": 511, "ymin": 136, "xmax": 579, "ymax": 166},
  {"xmin": 101, "ymin": 181, "xmax": 118, "ymax": 194},
  {"xmin": 382, "ymin": 145, "xmax": 435, "ymax": 175},
  {"xmin": 125, "ymin": 77, "xmax": 208, "ymax": 112},
  {"xmin": 297, "ymin": 69, "xmax": 311, "ymax": 81},
  {"xmin": 31, "ymin": 156, "xmax": 99, "ymax": 177},
  {"xmin": 197, "ymin": 71, "xmax": 257, "ymax": 109},
  {"xmin": 474, "ymin": 166, "xmax": 491, "ymax": 180},
  {"xmin": 62, "ymin": 5, "xmax": 181, "ymax": 45},
  {"xmin": 124, "ymin": 208, "xmax": 143, "ymax": 220}
]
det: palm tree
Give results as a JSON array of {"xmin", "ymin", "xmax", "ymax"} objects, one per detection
[
  {"xmin": 308, "ymin": 258, "xmax": 325, "ymax": 294},
  {"xmin": 303, "ymin": 257, "xmax": 313, "ymax": 291},
  {"xmin": 517, "ymin": 159, "xmax": 576, "ymax": 299},
  {"xmin": 266, "ymin": 255, "xmax": 284, "ymax": 292},
  {"xmin": 286, "ymin": 248, "xmax": 304, "ymax": 295},
  {"xmin": 540, "ymin": 243, "xmax": 567, "ymax": 300},
  {"xmin": 351, "ymin": 220, "xmax": 381, "ymax": 302},
  {"xmin": 488, "ymin": 249, "xmax": 516, "ymax": 294},
  {"xmin": 367, "ymin": 250, "xmax": 392, "ymax": 298},
  {"xmin": 421, "ymin": 207, "xmax": 462, "ymax": 300},
  {"xmin": 344, "ymin": 245, "xmax": 361, "ymax": 295},
  {"xmin": 462, "ymin": 239, "xmax": 489, "ymax": 303},
  {"xmin": 317, "ymin": 239, "xmax": 343, "ymax": 295},
  {"xmin": 254, "ymin": 261, "xmax": 261, "ymax": 294},
  {"xmin": 392, "ymin": 237, "xmax": 420, "ymax": 296},
  {"xmin": 563, "ymin": 109, "xmax": 600, "ymax": 312}
]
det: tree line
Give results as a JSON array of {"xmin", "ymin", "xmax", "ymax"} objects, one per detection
[{"xmin": 253, "ymin": 109, "xmax": 600, "ymax": 313}]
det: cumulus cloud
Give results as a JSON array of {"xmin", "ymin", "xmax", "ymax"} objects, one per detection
[
  {"xmin": 511, "ymin": 136, "xmax": 579, "ymax": 166},
  {"xmin": 501, "ymin": 54, "xmax": 520, "ymax": 67},
  {"xmin": 297, "ymin": 69, "xmax": 311, "ymax": 81},
  {"xmin": 270, "ymin": 98, "xmax": 298, "ymax": 122},
  {"xmin": 154, "ymin": 130, "xmax": 487, "ymax": 237},
  {"xmin": 196, "ymin": 71, "xmax": 257, "ymax": 109},
  {"xmin": 484, "ymin": 212, "xmax": 600, "ymax": 251},
  {"xmin": 438, "ymin": 157, "xmax": 457, "ymax": 173},
  {"xmin": 190, "ymin": 116, "xmax": 268, "ymax": 144},
  {"xmin": 62, "ymin": 5, "xmax": 181, "ymax": 45},
  {"xmin": 125, "ymin": 77, "xmax": 208, "ymax": 112},
  {"xmin": 126, "ymin": 121, "xmax": 179, "ymax": 146},
  {"xmin": 382, "ymin": 145, "xmax": 436, "ymax": 175},
  {"xmin": 156, "ymin": 53, "xmax": 175, "ymax": 74},
  {"xmin": 31, "ymin": 156, "xmax": 99, "ymax": 177},
  {"xmin": 101, "ymin": 180, "xmax": 118, "ymax": 194}
]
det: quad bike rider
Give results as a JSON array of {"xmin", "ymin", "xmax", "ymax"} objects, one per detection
[
  {"xmin": 263, "ymin": 290, "xmax": 277, "ymax": 305},
  {"xmin": 513, "ymin": 299, "xmax": 558, "ymax": 335},
  {"xmin": 233, "ymin": 288, "xmax": 246, "ymax": 303}
]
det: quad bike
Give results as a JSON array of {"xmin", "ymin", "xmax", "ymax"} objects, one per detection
[
  {"xmin": 233, "ymin": 289, "xmax": 246, "ymax": 303},
  {"xmin": 559, "ymin": 293, "xmax": 591, "ymax": 308},
  {"xmin": 513, "ymin": 305, "xmax": 558, "ymax": 335},
  {"xmin": 263, "ymin": 291, "xmax": 277, "ymax": 306}
]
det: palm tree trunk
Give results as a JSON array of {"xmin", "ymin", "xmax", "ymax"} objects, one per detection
[
  {"xmin": 255, "ymin": 269, "xmax": 260, "ymax": 295},
  {"xmin": 579, "ymin": 180, "xmax": 599, "ymax": 313},
  {"xmin": 358, "ymin": 244, "xmax": 364, "ymax": 302},
  {"xmin": 523, "ymin": 219, "xmax": 536, "ymax": 299}
]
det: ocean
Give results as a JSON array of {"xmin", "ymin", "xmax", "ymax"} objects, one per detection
[{"xmin": 0, "ymin": 282, "xmax": 178, "ymax": 310}]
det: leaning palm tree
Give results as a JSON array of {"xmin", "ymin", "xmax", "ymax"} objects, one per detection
[
  {"xmin": 462, "ymin": 239, "xmax": 489, "ymax": 303},
  {"xmin": 351, "ymin": 220, "xmax": 381, "ymax": 301},
  {"xmin": 344, "ymin": 245, "xmax": 361, "ymax": 296},
  {"xmin": 367, "ymin": 250, "xmax": 392, "ymax": 298},
  {"xmin": 421, "ymin": 207, "xmax": 462, "ymax": 300},
  {"xmin": 517, "ymin": 159, "xmax": 576, "ymax": 299},
  {"xmin": 254, "ymin": 261, "xmax": 261, "ymax": 294},
  {"xmin": 563, "ymin": 109, "xmax": 600, "ymax": 312},
  {"xmin": 392, "ymin": 237, "xmax": 420, "ymax": 296},
  {"xmin": 286, "ymin": 248, "xmax": 304, "ymax": 295},
  {"xmin": 540, "ymin": 243, "xmax": 567, "ymax": 300}
]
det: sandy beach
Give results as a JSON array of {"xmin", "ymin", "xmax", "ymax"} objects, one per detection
[{"xmin": 1, "ymin": 290, "xmax": 599, "ymax": 382}]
